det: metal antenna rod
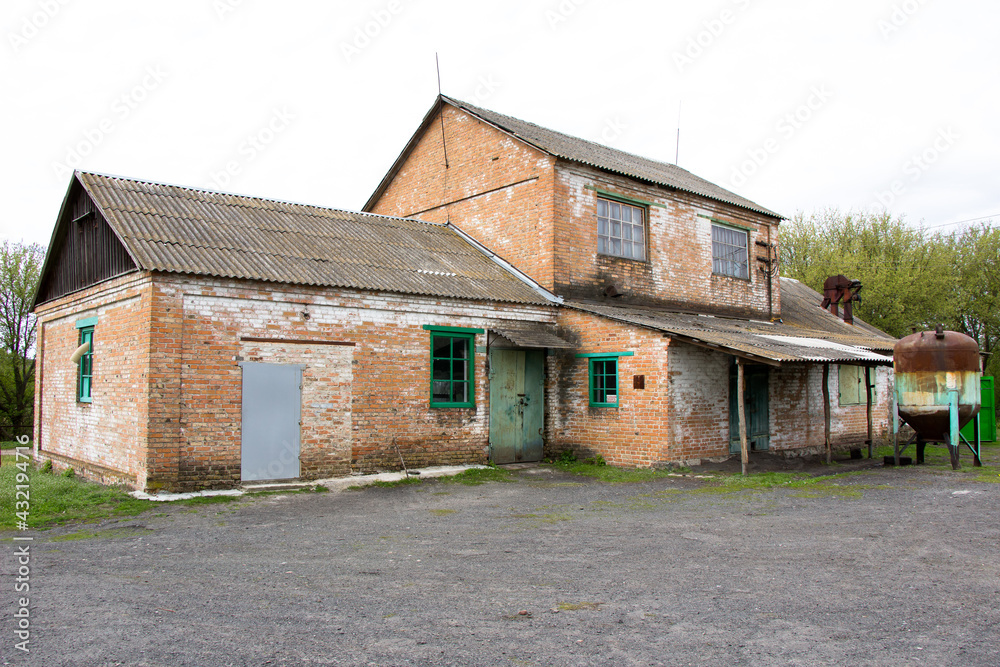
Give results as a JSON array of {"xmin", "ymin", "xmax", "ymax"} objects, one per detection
[{"xmin": 675, "ymin": 101, "xmax": 681, "ymax": 165}]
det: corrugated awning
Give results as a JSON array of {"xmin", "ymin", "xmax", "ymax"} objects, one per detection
[
  {"xmin": 565, "ymin": 301, "xmax": 895, "ymax": 366},
  {"xmin": 492, "ymin": 326, "xmax": 576, "ymax": 350}
]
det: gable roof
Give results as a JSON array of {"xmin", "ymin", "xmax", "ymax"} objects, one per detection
[
  {"xmin": 364, "ymin": 95, "xmax": 783, "ymax": 220},
  {"xmin": 34, "ymin": 171, "xmax": 559, "ymax": 307}
]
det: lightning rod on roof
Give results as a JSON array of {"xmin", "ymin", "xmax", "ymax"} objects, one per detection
[
  {"xmin": 435, "ymin": 52, "xmax": 449, "ymax": 170},
  {"xmin": 675, "ymin": 101, "xmax": 681, "ymax": 166}
]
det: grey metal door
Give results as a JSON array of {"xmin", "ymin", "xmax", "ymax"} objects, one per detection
[
  {"xmin": 240, "ymin": 362, "xmax": 302, "ymax": 481},
  {"xmin": 490, "ymin": 349, "xmax": 545, "ymax": 464}
]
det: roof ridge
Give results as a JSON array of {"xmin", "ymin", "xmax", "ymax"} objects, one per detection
[
  {"xmin": 443, "ymin": 95, "xmax": 695, "ymax": 177},
  {"xmin": 77, "ymin": 170, "xmax": 446, "ymax": 229}
]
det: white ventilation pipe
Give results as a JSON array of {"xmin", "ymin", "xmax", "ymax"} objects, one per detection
[{"xmin": 70, "ymin": 342, "xmax": 90, "ymax": 364}]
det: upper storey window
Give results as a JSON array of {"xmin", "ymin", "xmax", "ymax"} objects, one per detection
[
  {"xmin": 711, "ymin": 223, "xmax": 749, "ymax": 279},
  {"xmin": 597, "ymin": 198, "xmax": 646, "ymax": 261}
]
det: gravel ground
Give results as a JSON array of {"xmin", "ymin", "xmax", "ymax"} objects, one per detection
[{"xmin": 3, "ymin": 459, "xmax": 999, "ymax": 666}]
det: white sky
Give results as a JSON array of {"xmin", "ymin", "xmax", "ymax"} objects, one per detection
[{"xmin": 3, "ymin": 0, "xmax": 997, "ymax": 248}]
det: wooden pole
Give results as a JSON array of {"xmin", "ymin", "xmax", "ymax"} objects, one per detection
[
  {"xmin": 865, "ymin": 366, "xmax": 873, "ymax": 459},
  {"xmin": 737, "ymin": 358, "xmax": 749, "ymax": 476},
  {"xmin": 822, "ymin": 363, "xmax": 831, "ymax": 464}
]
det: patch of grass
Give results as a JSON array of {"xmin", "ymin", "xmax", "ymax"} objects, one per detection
[
  {"xmin": 51, "ymin": 526, "xmax": 152, "ymax": 542},
  {"xmin": 0, "ymin": 463, "xmax": 158, "ymax": 530},
  {"xmin": 548, "ymin": 461, "xmax": 674, "ymax": 483},
  {"xmin": 178, "ymin": 494, "xmax": 240, "ymax": 506},
  {"xmin": 439, "ymin": 466, "xmax": 512, "ymax": 486},
  {"xmin": 371, "ymin": 476, "xmax": 423, "ymax": 488},
  {"xmin": 1, "ymin": 441, "xmax": 28, "ymax": 450},
  {"xmin": 429, "ymin": 508, "xmax": 457, "ymax": 516},
  {"xmin": 557, "ymin": 601, "xmax": 602, "ymax": 611}
]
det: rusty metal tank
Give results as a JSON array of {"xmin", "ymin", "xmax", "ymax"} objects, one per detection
[{"xmin": 894, "ymin": 327, "xmax": 981, "ymax": 442}]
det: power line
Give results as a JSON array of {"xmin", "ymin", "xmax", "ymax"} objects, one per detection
[{"xmin": 923, "ymin": 213, "xmax": 999, "ymax": 230}]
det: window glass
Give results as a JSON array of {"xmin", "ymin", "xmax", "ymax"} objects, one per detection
[
  {"xmin": 590, "ymin": 357, "xmax": 619, "ymax": 407},
  {"xmin": 711, "ymin": 224, "xmax": 749, "ymax": 279},
  {"xmin": 430, "ymin": 333, "xmax": 475, "ymax": 407},
  {"xmin": 78, "ymin": 327, "xmax": 94, "ymax": 402},
  {"xmin": 597, "ymin": 197, "xmax": 646, "ymax": 261}
]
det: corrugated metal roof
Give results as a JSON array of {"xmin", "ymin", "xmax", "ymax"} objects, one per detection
[
  {"xmin": 493, "ymin": 326, "xmax": 576, "ymax": 350},
  {"xmin": 440, "ymin": 96, "xmax": 783, "ymax": 220},
  {"xmin": 778, "ymin": 277, "xmax": 893, "ymax": 342},
  {"xmin": 76, "ymin": 172, "xmax": 555, "ymax": 305},
  {"xmin": 566, "ymin": 301, "xmax": 895, "ymax": 366}
]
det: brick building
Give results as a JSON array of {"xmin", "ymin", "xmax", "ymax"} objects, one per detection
[{"xmin": 32, "ymin": 97, "xmax": 896, "ymax": 491}]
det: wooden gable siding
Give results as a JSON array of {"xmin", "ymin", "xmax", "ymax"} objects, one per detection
[{"xmin": 35, "ymin": 182, "xmax": 137, "ymax": 305}]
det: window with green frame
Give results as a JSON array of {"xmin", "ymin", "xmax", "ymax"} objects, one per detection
[
  {"xmin": 589, "ymin": 357, "xmax": 619, "ymax": 407},
  {"xmin": 78, "ymin": 326, "xmax": 94, "ymax": 402},
  {"xmin": 429, "ymin": 330, "xmax": 476, "ymax": 408}
]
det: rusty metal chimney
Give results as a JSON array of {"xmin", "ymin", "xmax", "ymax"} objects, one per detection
[{"xmin": 820, "ymin": 275, "xmax": 863, "ymax": 325}]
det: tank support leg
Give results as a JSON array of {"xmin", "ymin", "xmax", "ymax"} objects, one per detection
[
  {"xmin": 948, "ymin": 390, "xmax": 961, "ymax": 471},
  {"xmin": 916, "ymin": 438, "xmax": 925, "ymax": 465}
]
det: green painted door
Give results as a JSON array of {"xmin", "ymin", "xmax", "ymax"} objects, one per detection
[
  {"xmin": 490, "ymin": 349, "xmax": 545, "ymax": 464},
  {"xmin": 961, "ymin": 376, "xmax": 996, "ymax": 443},
  {"xmin": 729, "ymin": 364, "xmax": 770, "ymax": 453}
]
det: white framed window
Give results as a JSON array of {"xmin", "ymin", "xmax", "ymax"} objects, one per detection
[
  {"xmin": 711, "ymin": 223, "xmax": 749, "ymax": 279},
  {"xmin": 597, "ymin": 198, "xmax": 646, "ymax": 261}
]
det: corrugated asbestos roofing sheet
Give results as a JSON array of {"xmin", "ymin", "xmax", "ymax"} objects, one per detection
[
  {"xmin": 567, "ymin": 298, "xmax": 896, "ymax": 365},
  {"xmin": 442, "ymin": 96, "xmax": 783, "ymax": 220},
  {"xmin": 77, "ymin": 172, "xmax": 553, "ymax": 305},
  {"xmin": 493, "ymin": 326, "xmax": 576, "ymax": 349}
]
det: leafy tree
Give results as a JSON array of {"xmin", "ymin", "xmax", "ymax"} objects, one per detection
[
  {"xmin": 780, "ymin": 209, "xmax": 956, "ymax": 338},
  {"xmin": 0, "ymin": 241, "xmax": 45, "ymax": 432}
]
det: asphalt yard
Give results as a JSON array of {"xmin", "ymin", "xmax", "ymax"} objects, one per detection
[{"xmin": 4, "ymin": 447, "xmax": 999, "ymax": 667}]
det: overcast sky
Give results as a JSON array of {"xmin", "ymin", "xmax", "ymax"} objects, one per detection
[{"xmin": 3, "ymin": 0, "xmax": 997, "ymax": 247}]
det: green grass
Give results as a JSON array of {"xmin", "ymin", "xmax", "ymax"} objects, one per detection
[
  {"xmin": 370, "ymin": 476, "xmax": 424, "ymax": 488},
  {"xmin": 1, "ymin": 440, "xmax": 30, "ymax": 450},
  {"xmin": 0, "ymin": 462, "xmax": 159, "ymax": 530},
  {"xmin": 874, "ymin": 440, "xmax": 1000, "ymax": 481},
  {"xmin": 438, "ymin": 466, "xmax": 512, "ymax": 485},
  {"xmin": 548, "ymin": 460, "xmax": 675, "ymax": 483}
]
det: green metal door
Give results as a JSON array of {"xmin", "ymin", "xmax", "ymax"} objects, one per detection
[
  {"xmin": 490, "ymin": 349, "xmax": 545, "ymax": 464},
  {"xmin": 729, "ymin": 364, "xmax": 770, "ymax": 453},
  {"xmin": 961, "ymin": 376, "xmax": 996, "ymax": 443}
]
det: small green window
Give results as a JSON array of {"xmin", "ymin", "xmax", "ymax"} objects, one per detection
[
  {"xmin": 589, "ymin": 357, "xmax": 619, "ymax": 407},
  {"xmin": 78, "ymin": 326, "xmax": 94, "ymax": 403},
  {"xmin": 430, "ymin": 332, "xmax": 475, "ymax": 408}
]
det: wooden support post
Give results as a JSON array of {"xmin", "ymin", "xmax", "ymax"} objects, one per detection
[
  {"xmin": 737, "ymin": 357, "xmax": 748, "ymax": 476},
  {"xmin": 865, "ymin": 366, "xmax": 873, "ymax": 459},
  {"xmin": 822, "ymin": 363, "xmax": 831, "ymax": 464}
]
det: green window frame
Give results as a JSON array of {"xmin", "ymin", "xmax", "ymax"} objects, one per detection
[
  {"xmin": 424, "ymin": 325, "xmax": 483, "ymax": 408},
  {"xmin": 577, "ymin": 351, "xmax": 634, "ymax": 408},
  {"xmin": 77, "ymin": 325, "xmax": 94, "ymax": 403}
]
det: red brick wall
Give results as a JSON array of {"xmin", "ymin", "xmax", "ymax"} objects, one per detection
[
  {"xmin": 140, "ymin": 275, "xmax": 558, "ymax": 490},
  {"xmin": 33, "ymin": 273, "xmax": 151, "ymax": 486},
  {"xmin": 770, "ymin": 364, "xmax": 892, "ymax": 453},
  {"xmin": 553, "ymin": 162, "xmax": 781, "ymax": 318},
  {"xmin": 546, "ymin": 308, "xmax": 672, "ymax": 467},
  {"xmin": 666, "ymin": 344, "xmax": 731, "ymax": 462},
  {"xmin": 368, "ymin": 103, "xmax": 558, "ymax": 290}
]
